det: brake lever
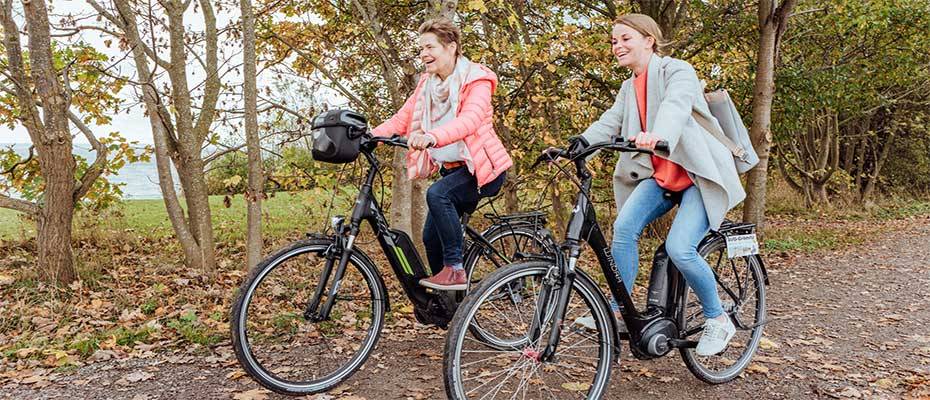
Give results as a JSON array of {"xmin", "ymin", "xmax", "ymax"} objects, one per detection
[{"xmin": 531, "ymin": 148, "xmax": 565, "ymax": 169}]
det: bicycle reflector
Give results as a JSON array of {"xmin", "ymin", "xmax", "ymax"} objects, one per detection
[{"xmin": 310, "ymin": 109, "xmax": 367, "ymax": 164}]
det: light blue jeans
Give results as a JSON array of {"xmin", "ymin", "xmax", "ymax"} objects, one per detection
[{"xmin": 610, "ymin": 178, "xmax": 724, "ymax": 318}]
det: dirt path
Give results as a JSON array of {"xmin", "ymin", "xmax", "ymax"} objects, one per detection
[{"xmin": 3, "ymin": 217, "xmax": 929, "ymax": 400}]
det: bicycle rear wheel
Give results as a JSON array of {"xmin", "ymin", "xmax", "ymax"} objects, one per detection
[
  {"xmin": 678, "ymin": 237, "xmax": 767, "ymax": 383},
  {"xmin": 444, "ymin": 261, "xmax": 614, "ymax": 400},
  {"xmin": 230, "ymin": 239, "xmax": 386, "ymax": 395}
]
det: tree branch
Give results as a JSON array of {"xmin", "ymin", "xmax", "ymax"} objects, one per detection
[
  {"xmin": 1, "ymin": 0, "xmax": 44, "ymax": 139},
  {"xmin": 193, "ymin": 0, "xmax": 221, "ymax": 144},
  {"xmin": 67, "ymin": 110, "xmax": 108, "ymax": 202},
  {"xmin": 0, "ymin": 193, "xmax": 39, "ymax": 215},
  {"xmin": 268, "ymin": 31, "xmax": 373, "ymax": 115}
]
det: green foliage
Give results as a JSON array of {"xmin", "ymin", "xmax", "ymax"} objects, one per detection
[
  {"xmin": 0, "ymin": 135, "xmax": 152, "ymax": 211},
  {"xmin": 205, "ymin": 144, "xmax": 331, "ymax": 196},
  {"xmin": 1, "ymin": 40, "xmax": 148, "ymax": 211},
  {"xmin": 167, "ymin": 311, "xmax": 222, "ymax": 346}
]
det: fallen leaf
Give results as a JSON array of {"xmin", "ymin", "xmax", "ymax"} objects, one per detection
[
  {"xmin": 835, "ymin": 386, "xmax": 862, "ymax": 398},
  {"xmin": 123, "ymin": 371, "xmax": 154, "ymax": 383},
  {"xmin": 233, "ymin": 388, "xmax": 270, "ymax": 400},
  {"xmin": 20, "ymin": 375, "xmax": 47, "ymax": 385},
  {"xmin": 746, "ymin": 364, "xmax": 769, "ymax": 374},
  {"xmin": 873, "ymin": 378, "xmax": 896, "ymax": 389},
  {"xmin": 759, "ymin": 337, "xmax": 780, "ymax": 350},
  {"xmin": 561, "ymin": 382, "xmax": 591, "ymax": 391},
  {"xmin": 754, "ymin": 355, "xmax": 784, "ymax": 364},
  {"xmin": 226, "ymin": 370, "xmax": 247, "ymax": 380}
]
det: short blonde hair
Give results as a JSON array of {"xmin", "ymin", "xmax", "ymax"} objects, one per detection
[
  {"xmin": 418, "ymin": 17, "xmax": 462, "ymax": 57},
  {"xmin": 614, "ymin": 14, "xmax": 668, "ymax": 56}
]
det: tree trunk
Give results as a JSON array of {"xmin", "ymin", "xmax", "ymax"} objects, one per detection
[
  {"xmin": 742, "ymin": 0, "xmax": 798, "ymax": 233},
  {"xmin": 811, "ymin": 181, "xmax": 830, "ymax": 206},
  {"xmin": 861, "ymin": 131, "xmax": 895, "ymax": 204},
  {"xmin": 3, "ymin": 0, "xmax": 79, "ymax": 284},
  {"xmin": 854, "ymin": 135, "xmax": 868, "ymax": 190},
  {"xmin": 91, "ymin": 0, "xmax": 220, "ymax": 274},
  {"xmin": 241, "ymin": 0, "xmax": 264, "ymax": 269}
]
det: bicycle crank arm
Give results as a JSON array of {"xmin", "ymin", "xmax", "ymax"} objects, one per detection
[
  {"xmin": 667, "ymin": 339, "xmax": 697, "ymax": 348},
  {"xmin": 735, "ymin": 317, "xmax": 770, "ymax": 331}
]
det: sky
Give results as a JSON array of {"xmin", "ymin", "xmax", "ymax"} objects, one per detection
[
  {"xmin": 4, "ymin": 2, "xmax": 160, "ymax": 144},
  {"xmin": 2, "ymin": 1, "xmax": 336, "ymax": 146}
]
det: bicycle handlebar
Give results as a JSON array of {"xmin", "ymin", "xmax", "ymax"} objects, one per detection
[
  {"xmin": 362, "ymin": 132, "xmax": 435, "ymax": 150},
  {"xmin": 531, "ymin": 137, "xmax": 669, "ymax": 169}
]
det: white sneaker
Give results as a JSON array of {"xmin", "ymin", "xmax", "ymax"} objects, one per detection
[{"xmin": 695, "ymin": 315, "xmax": 736, "ymax": 356}]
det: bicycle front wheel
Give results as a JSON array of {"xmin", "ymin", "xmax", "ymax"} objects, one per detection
[
  {"xmin": 444, "ymin": 261, "xmax": 614, "ymax": 400},
  {"xmin": 230, "ymin": 239, "xmax": 386, "ymax": 395}
]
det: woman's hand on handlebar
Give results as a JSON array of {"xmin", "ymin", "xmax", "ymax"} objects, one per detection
[
  {"xmin": 629, "ymin": 131, "xmax": 663, "ymax": 151},
  {"xmin": 408, "ymin": 133, "xmax": 435, "ymax": 150}
]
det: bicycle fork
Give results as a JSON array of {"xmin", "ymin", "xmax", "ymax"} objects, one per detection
[
  {"xmin": 532, "ymin": 256, "xmax": 579, "ymax": 362},
  {"xmin": 304, "ymin": 231, "xmax": 357, "ymax": 322}
]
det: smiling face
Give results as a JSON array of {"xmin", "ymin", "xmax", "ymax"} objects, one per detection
[
  {"xmin": 419, "ymin": 32, "xmax": 457, "ymax": 77},
  {"xmin": 611, "ymin": 23, "xmax": 655, "ymax": 72}
]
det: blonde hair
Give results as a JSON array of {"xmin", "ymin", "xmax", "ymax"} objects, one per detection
[
  {"xmin": 614, "ymin": 14, "xmax": 668, "ymax": 56},
  {"xmin": 418, "ymin": 17, "xmax": 462, "ymax": 57}
]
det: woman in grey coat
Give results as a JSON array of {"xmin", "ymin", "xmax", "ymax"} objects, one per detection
[{"xmin": 572, "ymin": 14, "xmax": 746, "ymax": 356}]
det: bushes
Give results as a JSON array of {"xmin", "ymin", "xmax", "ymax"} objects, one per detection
[{"xmin": 205, "ymin": 145, "xmax": 337, "ymax": 196}]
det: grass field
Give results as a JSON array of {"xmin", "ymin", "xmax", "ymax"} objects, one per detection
[{"xmin": 0, "ymin": 190, "xmax": 356, "ymax": 242}]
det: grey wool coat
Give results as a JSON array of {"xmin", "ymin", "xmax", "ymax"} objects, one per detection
[{"xmin": 581, "ymin": 54, "xmax": 745, "ymax": 231}]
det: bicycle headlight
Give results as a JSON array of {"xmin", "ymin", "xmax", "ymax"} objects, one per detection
[{"xmin": 331, "ymin": 215, "xmax": 346, "ymax": 231}]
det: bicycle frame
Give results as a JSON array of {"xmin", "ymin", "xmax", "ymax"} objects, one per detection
[
  {"xmin": 533, "ymin": 140, "xmax": 698, "ymax": 361},
  {"xmin": 304, "ymin": 135, "xmax": 549, "ymax": 324}
]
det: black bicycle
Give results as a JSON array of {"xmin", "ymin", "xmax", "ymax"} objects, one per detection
[
  {"xmin": 230, "ymin": 109, "xmax": 554, "ymax": 395},
  {"xmin": 443, "ymin": 137, "xmax": 769, "ymax": 399}
]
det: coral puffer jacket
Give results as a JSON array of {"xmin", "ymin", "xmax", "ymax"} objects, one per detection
[{"xmin": 371, "ymin": 64, "xmax": 513, "ymax": 188}]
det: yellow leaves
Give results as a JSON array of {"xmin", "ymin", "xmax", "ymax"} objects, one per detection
[
  {"xmin": 759, "ymin": 337, "xmax": 779, "ymax": 350},
  {"xmin": 466, "ymin": 0, "xmax": 488, "ymax": 13},
  {"xmin": 223, "ymin": 175, "xmax": 243, "ymax": 189},
  {"xmin": 507, "ymin": 14, "xmax": 518, "ymax": 26}
]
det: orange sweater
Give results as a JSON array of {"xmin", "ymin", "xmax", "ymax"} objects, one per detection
[{"xmin": 634, "ymin": 71, "xmax": 692, "ymax": 192}]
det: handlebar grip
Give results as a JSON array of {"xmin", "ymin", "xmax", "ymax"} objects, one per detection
[{"xmin": 389, "ymin": 135, "xmax": 434, "ymax": 148}]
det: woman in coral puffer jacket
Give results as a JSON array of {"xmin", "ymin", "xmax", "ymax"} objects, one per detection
[{"xmin": 371, "ymin": 17, "xmax": 513, "ymax": 290}]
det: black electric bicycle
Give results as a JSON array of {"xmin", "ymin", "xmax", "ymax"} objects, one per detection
[
  {"xmin": 230, "ymin": 110, "xmax": 554, "ymax": 395},
  {"xmin": 443, "ymin": 137, "xmax": 768, "ymax": 399}
]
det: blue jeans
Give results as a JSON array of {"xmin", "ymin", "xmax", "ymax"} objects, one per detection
[
  {"xmin": 611, "ymin": 178, "xmax": 724, "ymax": 318},
  {"xmin": 423, "ymin": 167, "xmax": 506, "ymax": 273}
]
